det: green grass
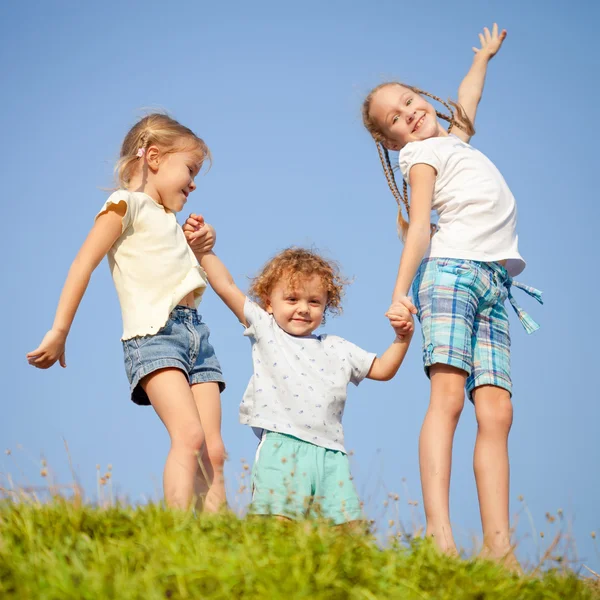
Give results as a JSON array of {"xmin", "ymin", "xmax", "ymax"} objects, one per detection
[{"xmin": 0, "ymin": 500, "xmax": 598, "ymax": 599}]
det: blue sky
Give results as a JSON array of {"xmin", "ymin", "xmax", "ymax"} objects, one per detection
[{"xmin": 1, "ymin": 0, "xmax": 598, "ymax": 571}]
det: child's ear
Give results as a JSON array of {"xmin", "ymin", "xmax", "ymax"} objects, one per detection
[
  {"xmin": 145, "ymin": 145, "xmax": 161, "ymax": 172},
  {"xmin": 265, "ymin": 297, "xmax": 273, "ymax": 314}
]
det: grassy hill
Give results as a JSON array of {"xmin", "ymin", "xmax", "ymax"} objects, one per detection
[{"xmin": 0, "ymin": 500, "xmax": 598, "ymax": 599}]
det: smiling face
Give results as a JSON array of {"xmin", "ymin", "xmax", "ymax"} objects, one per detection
[
  {"xmin": 151, "ymin": 149, "xmax": 204, "ymax": 213},
  {"xmin": 265, "ymin": 273, "xmax": 328, "ymax": 337},
  {"xmin": 366, "ymin": 84, "xmax": 447, "ymax": 150}
]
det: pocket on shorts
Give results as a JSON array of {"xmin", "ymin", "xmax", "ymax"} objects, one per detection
[{"xmin": 435, "ymin": 259, "xmax": 477, "ymax": 284}]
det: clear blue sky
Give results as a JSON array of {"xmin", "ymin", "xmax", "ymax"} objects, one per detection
[{"xmin": 1, "ymin": 0, "xmax": 598, "ymax": 572}]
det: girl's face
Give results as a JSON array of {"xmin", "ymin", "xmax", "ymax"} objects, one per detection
[
  {"xmin": 142, "ymin": 144, "xmax": 204, "ymax": 213},
  {"xmin": 265, "ymin": 273, "xmax": 328, "ymax": 337},
  {"xmin": 368, "ymin": 84, "xmax": 445, "ymax": 150}
]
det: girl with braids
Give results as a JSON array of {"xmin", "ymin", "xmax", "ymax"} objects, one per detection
[
  {"xmin": 362, "ymin": 25, "xmax": 542, "ymax": 563},
  {"xmin": 27, "ymin": 114, "xmax": 228, "ymax": 513}
]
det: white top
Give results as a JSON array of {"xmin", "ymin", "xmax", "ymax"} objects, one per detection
[
  {"xmin": 240, "ymin": 299, "xmax": 376, "ymax": 453},
  {"xmin": 96, "ymin": 190, "xmax": 207, "ymax": 340},
  {"xmin": 399, "ymin": 135, "xmax": 525, "ymax": 277}
]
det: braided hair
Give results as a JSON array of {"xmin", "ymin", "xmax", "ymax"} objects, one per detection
[{"xmin": 362, "ymin": 83, "xmax": 475, "ymax": 239}]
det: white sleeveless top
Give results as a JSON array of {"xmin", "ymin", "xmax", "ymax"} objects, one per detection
[
  {"xmin": 96, "ymin": 190, "xmax": 207, "ymax": 340},
  {"xmin": 399, "ymin": 135, "xmax": 525, "ymax": 277}
]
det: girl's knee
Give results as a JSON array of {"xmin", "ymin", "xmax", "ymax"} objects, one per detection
[
  {"xmin": 429, "ymin": 395, "xmax": 465, "ymax": 422},
  {"xmin": 205, "ymin": 438, "xmax": 226, "ymax": 467},
  {"xmin": 429, "ymin": 365, "xmax": 467, "ymax": 420},
  {"xmin": 173, "ymin": 425, "xmax": 205, "ymax": 454},
  {"xmin": 474, "ymin": 388, "xmax": 513, "ymax": 431}
]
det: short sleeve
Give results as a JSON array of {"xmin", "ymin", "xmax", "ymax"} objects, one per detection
[
  {"xmin": 399, "ymin": 141, "xmax": 441, "ymax": 182},
  {"xmin": 243, "ymin": 298, "xmax": 270, "ymax": 342},
  {"xmin": 95, "ymin": 190, "xmax": 136, "ymax": 233},
  {"xmin": 327, "ymin": 336, "xmax": 376, "ymax": 386}
]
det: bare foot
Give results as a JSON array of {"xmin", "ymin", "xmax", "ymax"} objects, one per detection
[
  {"xmin": 427, "ymin": 526, "xmax": 458, "ymax": 556},
  {"xmin": 480, "ymin": 544, "xmax": 523, "ymax": 574},
  {"xmin": 202, "ymin": 485, "xmax": 228, "ymax": 514}
]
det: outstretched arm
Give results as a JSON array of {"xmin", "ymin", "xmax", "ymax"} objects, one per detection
[
  {"xmin": 198, "ymin": 252, "xmax": 247, "ymax": 326},
  {"xmin": 27, "ymin": 204, "xmax": 126, "ymax": 369},
  {"xmin": 183, "ymin": 213, "xmax": 247, "ymax": 325},
  {"xmin": 367, "ymin": 326, "xmax": 413, "ymax": 381},
  {"xmin": 453, "ymin": 23, "xmax": 507, "ymax": 143}
]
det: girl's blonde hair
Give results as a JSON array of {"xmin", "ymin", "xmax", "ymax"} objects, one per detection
[
  {"xmin": 248, "ymin": 247, "xmax": 349, "ymax": 324},
  {"xmin": 115, "ymin": 113, "xmax": 211, "ymax": 189},
  {"xmin": 362, "ymin": 83, "xmax": 475, "ymax": 240}
]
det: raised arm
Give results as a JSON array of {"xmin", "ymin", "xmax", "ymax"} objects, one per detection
[
  {"xmin": 453, "ymin": 23, "xmax": 507, "ymax": 143},
  {"xmin": 27, "ymin": 203, "xmax": 126, "ymax": 369}
]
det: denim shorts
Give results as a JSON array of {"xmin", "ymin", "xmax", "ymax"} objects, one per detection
[
  {"xmin": 122, "ymin": 306, "xmax": 225, "ymax": 406},
  {"xmin": 250, "ymin": 431, "xmax": 363, "ymax": 525},
  {"xmin": 412, "ymin": 258, "xmax": 512, "ymax": 399}
]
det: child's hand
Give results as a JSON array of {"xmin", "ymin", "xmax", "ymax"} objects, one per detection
[
  {"xmin": 472, "ymin": 23, "xmax": 507, "ymax": 61},
  {"xmin": 27, "ymin": 329, "xmax": 67, "ymax": 369},
  {"xmin": 385, "ymin": 301, "xmax": 415, "ymax": 341},
  {"xmin": 183, "ymin": 213, "xmax": 217, "ymax": 255}
]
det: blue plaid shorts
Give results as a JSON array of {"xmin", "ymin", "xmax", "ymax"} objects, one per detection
[{"xmin": 412, "ymin": 258, "xmax": 542, "ymax": 399}]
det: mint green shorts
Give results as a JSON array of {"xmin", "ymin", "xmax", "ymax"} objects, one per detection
[{"xmin": 249, "ymin": 431, "xmax": 363, "ymax": 525}]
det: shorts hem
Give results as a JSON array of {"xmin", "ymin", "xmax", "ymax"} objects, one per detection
[
  {"xmin": 247, "ymin": 504, "xmax": 363, "ymax": 525},
  {"xmin": 130, "ymin": 359, "xmax": 187, "ymax": 405},
  {"xmin": 424, "ymin": 353, "xmax": 471, "ymax": 378},
  {"xmin": 190, "ymin": 373, "xmax": 226, "ymax": 392},
  {"xmin": 467, "ymin": 374, "xmax": 512, "ymax": 401}
]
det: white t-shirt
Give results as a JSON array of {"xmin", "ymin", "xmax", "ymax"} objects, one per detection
[
  {"xmin": 240, "ymin": 299, "xmax": 376, "ymax": 453},
  {"xmin": 96, "ymin": 190, "xmax": 207, "ymax": 340},
  {"xmin": 399, "ymin": 135, "xmax": 525, "ymax": 277}
]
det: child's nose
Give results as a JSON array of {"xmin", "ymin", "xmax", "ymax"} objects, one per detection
[{"xmin": 189, "ymin": 179, "xmax": 196, "ymax": 191}]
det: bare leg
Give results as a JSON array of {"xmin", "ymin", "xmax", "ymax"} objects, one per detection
[
  {"xmin": 419, "ymin": 364, "xmax": 467, "ymax": 554},
  {"xmin": 142, "ymin": 368, "xmax": 205, "ymax": 510},
  {"xmin": 192, "ymin": 382, "xmax": 227, "ymax": 513},
  {"xmin": 472, "ymin": 385, "xmax": 520, "ymax": 570}
]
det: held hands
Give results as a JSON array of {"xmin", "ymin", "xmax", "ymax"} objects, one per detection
[
  {"xmin": 385, "ymin": 298, "xmax": 416, "ymax": 341},
  {"xmin": 473, "ymin": 23, "xmax": 507, "ymax": 61},
  {"xmin": 27, "ymin": 329, "xmax": 67, "ymax": 369},
  {"xmin": 183, "ymin": 213, "xmax": 216, "ymax": 255}
]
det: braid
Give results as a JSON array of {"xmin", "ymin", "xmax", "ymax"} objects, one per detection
[
  {"xmin": 137, "ymin": 130, "xmax": 149, "ymax": 153},
  {"xmin": 363, "ymin": 82, "xmax": 475, "ymax": 241},
  {"xmin": 376, "ymin": 142, "xmax": 409, "ymax": 238}
]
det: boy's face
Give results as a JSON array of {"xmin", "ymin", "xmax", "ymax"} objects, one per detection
[{"xmin": 265, "ymin": 274, "xmax": 328, "ymax": 337}]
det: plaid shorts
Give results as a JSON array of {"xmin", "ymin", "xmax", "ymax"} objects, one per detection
[{"xmin": 412, "ymin": 258, "xmax": 542, "ymax": 399}]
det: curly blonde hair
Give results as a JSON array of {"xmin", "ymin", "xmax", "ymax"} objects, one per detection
[{"xmin": 248, "ymin": 247, "xmax": 349, "ymax": 323}]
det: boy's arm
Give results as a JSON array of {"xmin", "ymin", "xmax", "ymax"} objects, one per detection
[
  {"xmin": 367, "ymin": 333, "xmax": 413, "ymax": 381},
  {"xmin": 182, "ymin": 213, "xmax": 247, "ymax": 325},
  {"xmin": 198, "ymin": 252, "xmax": 248, "ymax": 326},
  {"xmin": 453, "ymin": 23, "xmax": 507, "ymax": 143}
]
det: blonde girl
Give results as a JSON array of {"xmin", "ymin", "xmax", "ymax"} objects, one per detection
[
  {"xmin": 362, "ymin": 25, "xmax": 542, "ymax": 563},
  {"xmin": 27, "ymin": 114, "xmax": 227, "ymax": 512}
]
